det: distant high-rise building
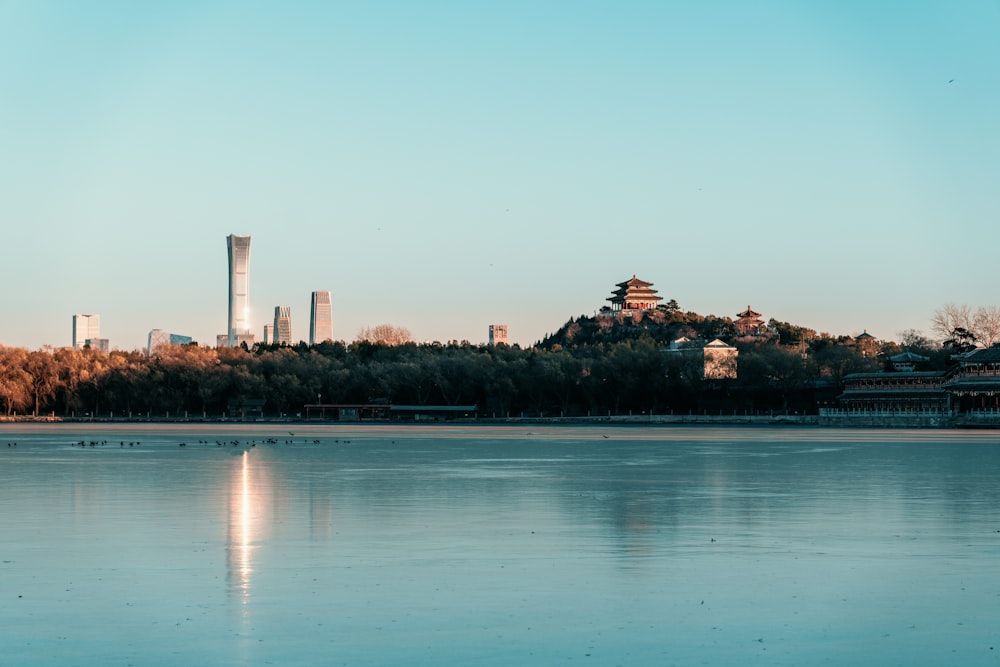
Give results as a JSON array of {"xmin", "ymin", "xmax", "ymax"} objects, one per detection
[
  {"xmin": 72, "ymin": 314, "xmax": 100, "ymax": 349},
  {"xmin": 233, "ymin": 333, "xmax": 256, "ymax": 348},
  {"xmin": 263, "ymin": 325, "xmax": 274, "ymax": 345},
  {"xmin": 227, "ymin": 234, "xmax": 252, "ymax": 347},
  {"xmin": 309, "ymin": 291, "xmax": 333, "ymax": 345},
  {"xmin": 86, "ymin": 338, "xmax": 110, "ymax": 353},
  {"xmin": 147, "ymin": 329, "xmax": 193, "ymax": 356},
  {"xmin": 489, "ymin": 324, "xmax": 508, "ymax": 346},
  {"xmin": 217, "ymin": 331, "xmax": 255, "ymax": 348},
  {"xmin": 274, "ymin": 306, "xmax": 292, "ymax": 345}
]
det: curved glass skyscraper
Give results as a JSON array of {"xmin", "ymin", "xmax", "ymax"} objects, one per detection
[{"xmin": 227, "ymin": 235, "xmax": 252, "ymax": 346}]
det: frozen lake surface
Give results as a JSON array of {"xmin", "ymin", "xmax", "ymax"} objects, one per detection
[{"xmin": 1, "ymin": 424, "xmax": 998, "ymax": 665}]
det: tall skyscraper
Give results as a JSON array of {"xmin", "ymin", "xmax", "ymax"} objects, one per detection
[
  {"xmin": 309, "ymin": 291, "xmax": 333, "ymax": 345},
  {"xmin": 227, "ymin": 234, "xmax": 252, "ymax": 347},
  {"xmin": 274, "ymin": 306, "xmax": 292, "ymax": 345},
  {"xmin": 489, "ymin": 324, "xmax": 508, "ymax": 346},
  {"xmin": 72, "ymin": 314, "xmax": 100, "ymax": 349},
  {"xmin": 263, "ymin": 325, "xmax": 274, "ymax": 345}
]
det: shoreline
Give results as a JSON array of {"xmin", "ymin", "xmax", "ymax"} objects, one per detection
[{"xmin": 2, "ymin": 414, "xmax": 996, "ymax": 429}]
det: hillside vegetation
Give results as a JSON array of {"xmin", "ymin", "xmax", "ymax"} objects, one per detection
[{"xmin": 0, "ymin": 308, "xmax": 950, "ymax": 419}]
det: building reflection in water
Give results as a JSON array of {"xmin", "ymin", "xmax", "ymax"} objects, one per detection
[{"xmin": 226, "ymin": 450, "xmax": 269, "ymax": 610}]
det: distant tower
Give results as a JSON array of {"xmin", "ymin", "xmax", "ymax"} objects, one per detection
[
  {"xmin": 274, "ymin": 306, "xmax": 292, "ymax": 345},
  {"xmin": 309, "ymin": 291, "xmax": 333, "ymax": 345},
  {"xmin": 734, "ymin": 306, "xmax": 767, "ymax": 336},
  {"xmin": 227, "ymin": 234, "xmax": 252, "ymax": 347},
  {"xmin": 489, "ymin": 324, "xmax": 508, "ymax": 346},
  {"xmin": 263, "ymin": 325, "xmax": 274, "ymax": 345},
  {"xmin": 72, "ymin": 314, "xmax": 100, "ymax": 349}
]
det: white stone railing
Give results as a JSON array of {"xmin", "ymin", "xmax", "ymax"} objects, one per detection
[{"xmin": 818, "ymin": 408, "xmax": 947, "ymax": 417}]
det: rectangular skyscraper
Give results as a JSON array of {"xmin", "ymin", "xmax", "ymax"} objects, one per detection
[
  {"xmin": 489, "ymin": 324, "xmax": 508, "ymax": 346},
  {"xmin": 72, "ymin": 314, "xmax": 100, "ymax": 349},
  {"xmin": 309, "ymin": 291, "xmax": 333, "ymax": 345},
  {"xmin": 274, "ymin": 306, "xmax": 292, "ymax": 345},
  {"xmin": 227, "ymin": 234, "xmax": 252, "ymax": 347}
]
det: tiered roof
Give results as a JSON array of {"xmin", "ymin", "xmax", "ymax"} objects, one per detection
[
  {"xmin": 606, "ymin": 275, "xmax": 662, "ymax": 311},
  {"xmin": 735, "ymin": 305, "xmax": 766, "ymax": 335}
]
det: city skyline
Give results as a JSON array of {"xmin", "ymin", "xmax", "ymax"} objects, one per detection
[{"xmin": 2, "ymin": 4, "xmax": 998, "ymax": 351}]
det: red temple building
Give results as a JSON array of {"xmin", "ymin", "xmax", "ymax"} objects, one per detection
[
  {"xmin": 734, "ymin": 306, "xmax": 767, "ymax": 336},
  {"xmin": 606, "ymin": 275, "xmax": 662, "ymax": 313}
]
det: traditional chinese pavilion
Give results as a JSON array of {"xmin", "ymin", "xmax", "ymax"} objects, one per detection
[
  {"xmin": 735, "ymin": 306, "xmax": 767, "ymax": 336},
  {"xmin": 606, "ymin": 275, "xmax": 662, "ymax": 313},
  {"xmin": 838, "ymin": 348, "xmax": 1000, "ymax": 415}
]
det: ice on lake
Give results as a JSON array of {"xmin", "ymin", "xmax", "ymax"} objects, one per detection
[{"xmin": 1, "ymin": 424, "xmax": 998, "ymax": 665}]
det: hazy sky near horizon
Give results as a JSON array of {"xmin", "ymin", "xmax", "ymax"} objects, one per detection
[{"xmin": 2, "ymin": 1, "xmax": 998, "ymax": 351}]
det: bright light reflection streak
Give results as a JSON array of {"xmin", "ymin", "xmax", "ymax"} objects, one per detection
[{"xmin": 236, "ymin": 450, "xmax": 252, "ymax": 606}]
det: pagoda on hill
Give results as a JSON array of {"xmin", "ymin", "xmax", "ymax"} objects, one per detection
[
  {"xmin": 735, "ymin": 305, "xmax": 767, "ymax": 336},
  {"xmin": 606, "ymin": 275, "xmax": 662, "ymax": 313}
]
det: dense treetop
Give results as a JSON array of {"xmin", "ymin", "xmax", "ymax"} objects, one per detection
[{"xmin": 0, "ymin": 306, "xmax": 967, "ymax": 419}]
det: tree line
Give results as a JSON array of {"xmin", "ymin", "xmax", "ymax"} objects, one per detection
[{"xmin": 7, "ymin": 304, "xmax": 970, "ymax": 420}]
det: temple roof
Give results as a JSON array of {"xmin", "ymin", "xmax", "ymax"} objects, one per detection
[
  {"xmin": 614, "ymin": 274, "xmax": 654, "ymax": 289},
  {"xmin": 737, "ymin": 305, "xmax": 762, "ymax": 319},
  {"xmin": 607, "ymin": 275, "xmax": 662, "ymax": 306},
  {"xmin": 890, "ymin": 350, "xmax": 930, "ymax": 363},
  {"xmin": 958, "ymin": 348, "xmax": 1000, "ymax": 363}
]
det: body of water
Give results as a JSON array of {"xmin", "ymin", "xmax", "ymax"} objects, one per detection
[{"xmin": 1, "ymin": 424, "xmax": 998, "ymax": 665}]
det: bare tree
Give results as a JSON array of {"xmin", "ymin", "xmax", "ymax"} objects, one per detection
[
  {"xmin": 931, "ymin": 304, "xmax": 973, "ymax": 343},
  {"xmin": 973, "ymin": 306, "xmax": 1000, "ymax": 347},
  {"xmin": 356, "ymin": 324, "xmax": 413, "ymax": 346},
  {"xmin": 932, "ymin": 304, "xmax": 1000, "ymax": 347}
]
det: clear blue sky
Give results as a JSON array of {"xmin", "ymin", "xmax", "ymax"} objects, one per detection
[{"xmin": 2, "ymin": 1, "xmax": 997, "ymax": 351}]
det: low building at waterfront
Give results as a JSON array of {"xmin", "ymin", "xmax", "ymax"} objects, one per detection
[
  {"xmin": 838, "ymin": 371, "xmax": 949, "ymax": 412},
  {"xmin": 941, "ymin": 347, "xmax": 1000, "ymax": 412},
  {"xmin": 838, "ymin": 347, "xmax": 1000, "ymax": 414}
]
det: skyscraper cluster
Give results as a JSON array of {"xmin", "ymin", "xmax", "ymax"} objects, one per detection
[{"xmin": 224, "ymin": 234, "xmax": 333, "ymax": 348}]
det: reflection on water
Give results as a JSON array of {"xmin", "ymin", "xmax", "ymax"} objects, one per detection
[
  {"xmin": 227, "ymin": 451, "xmax": 254, "ymax": 606},
  {"xmin": 0, "ymin": 425, "xmax": 998, "ymax": 666}
]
